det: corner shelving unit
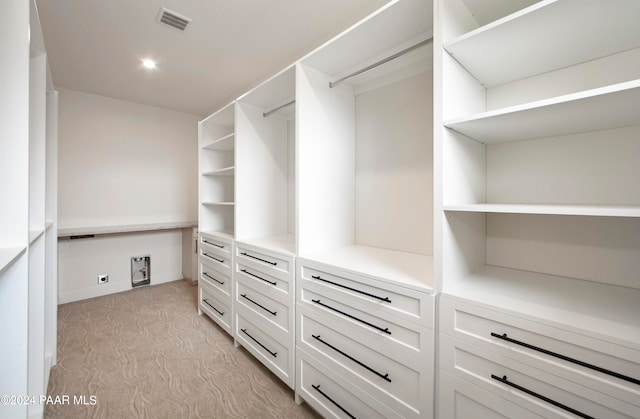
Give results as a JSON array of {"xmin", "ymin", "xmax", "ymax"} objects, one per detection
[
  {"xmin": 233, "ymin": 65, "xmax": 297, "ymax": 388},
  {"xmin": 198, "ymin": 105, "xmax": 236, "ymax": 238},
  {"xmin": 436, "ymin": 0, "xmax": 640, "ymax": 417}
]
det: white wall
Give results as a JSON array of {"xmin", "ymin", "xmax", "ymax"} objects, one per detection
[
  {"xmin": 58, "ymin": 88, "xmax": 199, "ymax": 228},
  {"xmin": 57, "ymin": 89, "xmax": 200, "ymax": 302}
]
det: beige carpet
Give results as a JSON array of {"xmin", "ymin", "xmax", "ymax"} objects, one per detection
[{"xmin": 45, "ymin": 280, "xmax": 321, "ymax": 419}]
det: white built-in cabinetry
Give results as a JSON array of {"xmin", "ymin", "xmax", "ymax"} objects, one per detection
[
  {"xmin": 197, "ymin": 0, "xmax": 436, "ymax": 412},
  {"xmin": 294, "ymin": 0, "xmax": 435, "ymax": 416},
  {"xmin": 436, "ymin": 0, "xmax": 640, "ymax": 417},
  {"xmin": 198, "ymin": 104, "xmax": 236, "ymax": 335},
  {"xmin": 0, "ymin": 1, "xmax": 58, "ymax": 418},
  {"xmin": 233, "ymin": 66, "xmax": 297, "ymax": 387},
  {"xmin": 198, "ymin": 0, "xmax": 640, "ymax": 417}
]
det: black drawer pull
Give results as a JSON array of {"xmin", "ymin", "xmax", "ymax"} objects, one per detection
[
  {"xmin": 202, "ymin": 299, "xmax": 224, "ymax": 316},
  {"xmin": 491, "ymin": 332, "xmax": 640, "ymax": 386},
  {"xmin": 202, "ymin": 252, "xmax": 224, "ymax": 263},
  {"xmin": 203, "ymin": 272, "xmax": 224, "ymax": 285},
  {"xmin": 312, "ymin": 334, "xmax": 391, "ymax": 382},
  {"xmin": 241, "ymin": 328, "xmax": 277, "ymax": 358},
  {"xmin": 241, "ymin": 294, "xmax": 277, "ymax": 316},
  {"xmin": 240, "ymin": 252, "xmax": 277, "ymax": 266},
  {"xmin": 311, "ymin": 275, "xmax": 391, "ymax": 303},
  {"xmin": 241, "ymin": 268, "xmax": 276, "ymax": 286},
  {"xmin": 491, "ymin": 374, "xmax": 594, "ymax": 419},
  {"xmin": 203, "ymin": 239, "xmax": 224, "ymax": 249},
  {"xmin": 312, "ymin": 384, "xmax": 356, "ymax": 419},
  {"xmin": 312, "ymin": 299, "xmax": 390, "ymax": 335}
]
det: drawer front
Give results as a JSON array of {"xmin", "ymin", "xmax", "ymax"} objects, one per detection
[
  {"xmin": 439, "ymin": 370, "xmax": 543, "ymax": 419},
  {"xmin": 440, "ymin": 296, "xmax": 640, "ymax": 407},
  {"xmin": 440, "ymin": 334, "xmax": 638, "ymax": 419},
  {"xmin": 199, "ymin": 246, "xmax": 231, "ymax": 272},
  {"xmin": 298, "ymin": 260, "xmax": 434, "ymax": 329},
  {"xmin": 199, "ymin": 233, "xmax": 232, "ymax": 257},
  {"xmin": 235, "ymin": 243, "xmax": 292, "ymax": 277},
  {"xmin": 299, "ymin": 286, "xmax": 432, "ymax": 361},
  {"xmin": 236, "ymin": 278, "xmax": 291, "ymax": 334},
  {"xmin": 298, "ymin": 306, "xmax": 433, "ymax": 418},
  {"xmin": 235, "ymin": 313, "xmax": 293, "ymax": 388},
  {"xmin": 200, "ymin": 259, "xmax": 231, "ymax": 296},
  {"xmin": 297, "ymin": 350, "xmax": 403, "ymax": 419},
  {"xmin": 199, "ymin": 283, "xmax": 231, "ymax": 334},
  {"xmin": 236, "ymin": 261, "xmax": 291, "ymax": 296}
]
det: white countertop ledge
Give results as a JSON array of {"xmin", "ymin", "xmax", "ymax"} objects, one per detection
[{"xmin": 58, "ymin": 221, "xmax": 198, "ymax": 238}]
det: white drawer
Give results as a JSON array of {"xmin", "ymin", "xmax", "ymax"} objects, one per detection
[
  {"xmin": 199, "ymin": 232, "xmax": 232, "ymax": 257},
  {"xmin": 235, "ymin": 277, "xmax": 291, "ymax": 334},
  {"xmin": 199, "ymin": 259, "xmax": 231, "ymax": 296},
  {"xmin": 299, "ymin": 286, "xmax": 432, "ymax": 361},
  {"xmin": 199, "ymin": 283, "xmax": 231, "ymax": 334},
  {"xmin": 298, "ymin": 260, "xmax": 434, "ymax": 329},
  {"xmin": 298, "ymin": 305, "xmax": 433, "ymax": 419},
  {"xmin": 297, "ymin": 349, "xmax": 403, "ymax": 419},
  {"xmin": 235, "ymin": 313, "xmax": 293, "ymax": 388},
  {"xmin": 235, "ymin": 243, "xmax": 292, "ymax": 277},
  {"xmin": 199, "ymin": 246, "xmax": 231, "ymax": 273},
  {"xmin": 440, "ymin": 295, "xmax": 640, "ymax": 408},
  {"xmin": 439, "ymin": 369, "xmax": 543, "ymax": 419},
  {"xmin": 235, "ymin": 261, "xmax": 292, "ymax": 296},
  {"xmin": 440, "ymin": 334, "xmax": 638, "ymax": 419}
]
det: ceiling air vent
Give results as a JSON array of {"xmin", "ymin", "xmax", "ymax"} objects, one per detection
[{"xmin": 157, "ymin": 7, "xmax": 191, "ymax": 32}]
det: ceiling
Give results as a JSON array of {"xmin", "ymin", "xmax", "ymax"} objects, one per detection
[{"xmin": 35, "ymin": 0, "xmax": 391, "ymax": 116}]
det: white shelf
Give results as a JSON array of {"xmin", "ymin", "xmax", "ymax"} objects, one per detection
[
  {"xmin": 202, "ymin": 166, "xmax": 234, "ymax": 177},
  {"xmin": 202, "ymin": 201, "xmax": 235, "ymax": 206},
  {"xmin": 444, "ymin": 204, "xmax": 640, "ymax": 218},
  {"xmin": 0, "ymin": 246, "xmax": 27, "ymax": 274},
  {"xmin": 444, "ymin": 265, "xmax": 640, "ymax": 349},
  {"xmin": 58, "ymin": 221, "xmax": 197, "ymax": 238},
  {"xmin": 29, "ymin": 229, "xmax": 45, "ymax": 245},
  {"xmin": 305, "ymin": 244, "xmax": 434, "ymax": 293},
  {"xmin": 444, "ymin": 79, "xmax": 640, "ymax": 143},
  {"xmin": 445, "ymin": 0, "xmax": 640, "ymax": 86},
  {"xmin": 236, "ymin": 234, "xmax": 295, "ymax": 257},
  {"xmin": 202, "ymin": 133, "xmax": 234, "ymax": 151}
]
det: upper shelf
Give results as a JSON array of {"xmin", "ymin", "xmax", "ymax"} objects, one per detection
[
  {"xmin": 445, "ymin": 0, "xmax": 640, "ymax": 87},
  {"xmin": 0, "ymin": 246, "xmax": 27, "ymax": 275},
  {"xmin": 444, "ymin": 79, "xmax": 640, "ymax": 143},
  {"xmin": 202, "ymin": 133, "xmax": 234, "ymax": 151},
  {"xmin": 444, "ymin": 204, "xmax": 640, "ymax": 218}
]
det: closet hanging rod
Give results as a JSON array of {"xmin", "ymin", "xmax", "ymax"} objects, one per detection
[
  {"xmin": 329, "ymin": 37, "xmax": 433, "ymax": 88},
  {"xmin": 263, "ymin": 100, "xmax": 296, "ymax": 117}
]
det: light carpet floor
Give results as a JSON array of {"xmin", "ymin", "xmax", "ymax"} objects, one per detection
[{"xmin": 44, "ymin": 280, "xmax": 321, "ymax": 419}]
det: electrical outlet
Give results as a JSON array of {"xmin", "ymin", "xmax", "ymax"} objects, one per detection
[{"xmin": 98, "ymin": 274, "xmax": 109, "ymax": 284}]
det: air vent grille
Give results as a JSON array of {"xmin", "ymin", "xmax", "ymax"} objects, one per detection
[{"xmin": 157, "ymin": 7, "xmax": 191, "ymax": 31}]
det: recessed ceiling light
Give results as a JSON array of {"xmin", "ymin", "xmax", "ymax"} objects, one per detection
[{"xmin": 142, "ymin": 59, "xmax": 157, "ymax": 69}]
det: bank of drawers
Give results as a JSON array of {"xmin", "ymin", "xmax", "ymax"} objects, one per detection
[
  {"xmin": 198, "ymin": 232, "xmax": 234, "ymax": 335},
  {"xmin": 234, "ymin": 242, "xmax": 295, "ymax": 388},
  {"xmin": 296, "ymin": 258, "xmax": 435, "ymax": 419},
  {"xmin": 439, "ymin": 295, "xmax": 640, "ymax": 418}
]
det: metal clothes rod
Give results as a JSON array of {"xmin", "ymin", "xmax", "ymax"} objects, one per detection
[
  {"xmin": 262, "ymin": 100, "xmax": 295, "ymax": 117},
  {"xmin": 329, "ymin": 37, "xmax": 433, "ymax": 88}
]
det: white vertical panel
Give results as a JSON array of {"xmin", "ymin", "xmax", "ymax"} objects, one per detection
[{"xmin": 296, "ymin": 63, "xmax": 355, "ymax": 256}]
